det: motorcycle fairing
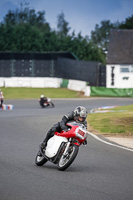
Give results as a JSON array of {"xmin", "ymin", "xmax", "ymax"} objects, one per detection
[{"xmin": 45, "ymin": 135, "xmax": 68, "ymax": 158}]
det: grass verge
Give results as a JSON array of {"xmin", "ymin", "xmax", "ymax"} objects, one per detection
[
  {"xmin": 1, "ymin": 87, "xmax": 85, "ymax": 99},
  {"xmin": 87, "ymin": 105, "xmax": 133, "ymax": 137}
]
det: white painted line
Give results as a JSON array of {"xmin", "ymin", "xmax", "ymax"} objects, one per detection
[{"xmin": 88, "ymin": 132, "xmax": 133, "ymax": 152}]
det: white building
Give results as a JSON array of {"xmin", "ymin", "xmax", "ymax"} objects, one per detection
[{"xmin": 106, "ymin": 29, "xmax": 133, "ymax": 88}]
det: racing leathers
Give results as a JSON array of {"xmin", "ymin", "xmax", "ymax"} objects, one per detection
[
  {"xmin": 40, "ymin": 97, "xmax": 48, "ymax": 107},
  {"xmin": 40, "ymin": 111, "xmax": 87, "ymax": 149}
]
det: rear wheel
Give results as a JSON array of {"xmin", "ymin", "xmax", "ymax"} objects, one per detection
[
  {"xmin": 58, "ymin": 144, "xmax": 79, "ymax": 171},
  {"xmin": 35, "ymin": 150, "xmax": 48, "ymax": 166},
  {"xmin": 48, "ymin": 102, "xmax": 54, "ymax": 108}
]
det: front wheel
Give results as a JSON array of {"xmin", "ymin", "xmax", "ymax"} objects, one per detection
[
  {"xmin": 35, "ymin": 150, "xmax": 48, "ymax": 166},
  {"xmin": 58, "ymin": 144, "xmax": 79, "ymax": 171}
]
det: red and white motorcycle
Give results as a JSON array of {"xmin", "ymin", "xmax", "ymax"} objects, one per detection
[{"xmin": 35, "ymin": 121, "xmax": 88, "ymax": 171}]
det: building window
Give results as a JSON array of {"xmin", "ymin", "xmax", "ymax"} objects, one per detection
[{"xmin": 120, "ymin": 65, "xmax": 133, "ymax": 73}]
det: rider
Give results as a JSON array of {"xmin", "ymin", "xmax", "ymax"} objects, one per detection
[
  {"xmin": 0, "ymin": 89, "xmax": 4, "ymax": 108},
  {"xmin": 40, "ymin": 94, "xmax": 48, "ymax": 107},
  {"xmin": 40, "ymin": 106, "xmax": 88, "ymax": 151}
]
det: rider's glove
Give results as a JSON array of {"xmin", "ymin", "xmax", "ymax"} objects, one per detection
[
  {"xmin": 62, "ymin": 126, "xmax": 68, "ymax": 132},
  {"xmin": 60, "ymin": 121, "xmax": 68, "ymax": 131},
  {"xmin": 83, "ymin": 139, "xmax": 87, "ymax": 146}
]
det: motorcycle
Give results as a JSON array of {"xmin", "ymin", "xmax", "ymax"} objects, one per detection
[
  {"xmin": 39, "ymin": 97, "xmax": 54, "ymax": 108},
  {"xmin": 35, "ymin": 121, "xmax": 88, "ymax": 171}
]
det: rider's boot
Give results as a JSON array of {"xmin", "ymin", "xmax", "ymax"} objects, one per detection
[
  {"xmin": 39, "ymin": 141, "xmax": 47, "ymax": 153},
  {"xmin": 39, "ymin": 129, "xmax": 54, "ymax": 153}
]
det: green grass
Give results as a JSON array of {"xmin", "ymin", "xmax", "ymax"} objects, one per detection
[
  {"xmin": 87, "ymin": 105, "xmax": 133, "ymax": 137},
  {"xmin": 1, "ymin": 87, "xmax": 85, "ymax": 99}
]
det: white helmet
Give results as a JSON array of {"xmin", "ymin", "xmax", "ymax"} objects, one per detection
[
  {"xmin": 74, "ymin": 106, "xmax": 87, "ymax": 123},
  {"xmin": 40, "ymin": 95, "xmax": 44, "ymax": 98}
]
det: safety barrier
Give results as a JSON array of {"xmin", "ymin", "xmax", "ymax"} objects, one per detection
[
  {"xmin": 91, "ymin": 87, "xmax": 133, "ymax": 97},
  {"xmin": 0, "ymin": 78, "xmax": 133, "ymax": 97}
]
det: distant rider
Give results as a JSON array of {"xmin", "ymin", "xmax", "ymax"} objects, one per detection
[
  {"xmin": 0, "ymin": 89, "xmax": 4, "ymax": 108},
  {"xmin": 40, "ymin": 95, "xmax": 48, "ymax": 107},
  {"xmin": 40, "ymin": 106, "xmax": 88, "ymax": 151}
]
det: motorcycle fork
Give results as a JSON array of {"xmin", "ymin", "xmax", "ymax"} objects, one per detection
[{"xmin": 62, "ymin": 139, "xmax": 72, "ymax": 157}]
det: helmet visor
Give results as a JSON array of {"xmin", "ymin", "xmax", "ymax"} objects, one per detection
[
  {"xmin": 78, "ymin": 116, "xmax": 85, "ymax": 122},
  {"xmin": 79, "ymin": 110, "xmax": 87, "ymax": 118}
]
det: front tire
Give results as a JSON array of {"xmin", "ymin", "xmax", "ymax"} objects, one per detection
[
  {"xmin": 58, "ymin": 144, "xmax": 79, "ymax": 171},
  {"xmin": 35, "ymin": 150, "xmax": 48, "ymax": 166}
]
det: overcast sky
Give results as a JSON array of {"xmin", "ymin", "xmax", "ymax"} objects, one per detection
[{"xmin": 0, "ymin": 0, "xmax": 133, "ymax": 37}]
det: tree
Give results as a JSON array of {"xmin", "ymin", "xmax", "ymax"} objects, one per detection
[
  {"xmin": 119, "ymin": 15, "xmax": 133, "ymax": 29},
  {"xmin": 0, "ymin": 3, "xmax": 51, "ymax": 52},
  {"xmin": 56, "ymin": 12, "xmax": 71, "ymax": 37},
  {"xmin": 0, "ymin": 3, "xmax": 117, "ymax": 63},
  {"xmin": 90, "ymin": 20, "xmax": 119, "ymax": 52},
  {"xmin": 3, "ymin": 3, "xmax": 51, "ymax": 31}
]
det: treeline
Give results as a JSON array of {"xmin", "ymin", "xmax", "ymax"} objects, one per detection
[{"xmin": 0, "ymin": 4, "xmax": 133, "ymax": 64}]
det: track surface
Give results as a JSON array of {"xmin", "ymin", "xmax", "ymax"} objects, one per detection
[{"xmin": 0, "ymin": 98, "xmax": 133, "ymax": 200}]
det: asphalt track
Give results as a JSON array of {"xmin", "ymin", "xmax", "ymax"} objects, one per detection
[{"xmin": 0, "ymin": 98, "xmax": 133, "ymax": 200}]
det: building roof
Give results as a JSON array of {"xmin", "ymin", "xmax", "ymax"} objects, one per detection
[
  {"xmin": 107, "ymin": 29, "xmax": 133, "ymax": 64},
  {"xmin": 0, "ymin": 52, "xmax": 78, "ymax": 60}
]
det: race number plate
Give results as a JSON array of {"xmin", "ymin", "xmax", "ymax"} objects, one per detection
[
  {"xmin": 75, "ymin": 127, "xmax": 87, "ymax": 140},
  {"xmin": 78, "ymin": 129, "xmax": 86, "ymax": 137}
]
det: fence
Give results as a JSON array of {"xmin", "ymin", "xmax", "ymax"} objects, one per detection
[{"xmin": 0, "ymin": 52, "xmax": 106, "ymax": 86}]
